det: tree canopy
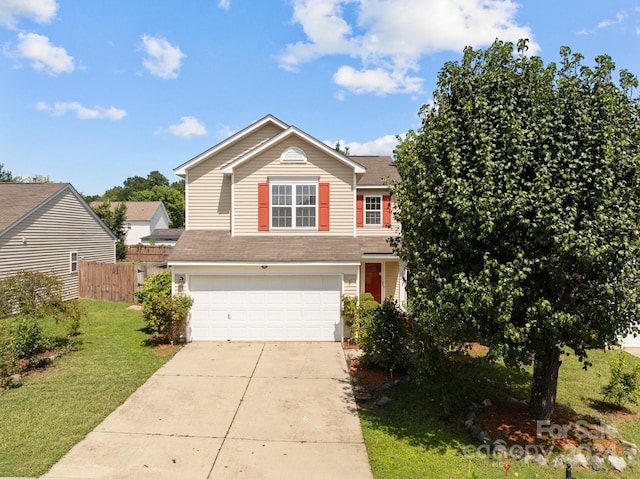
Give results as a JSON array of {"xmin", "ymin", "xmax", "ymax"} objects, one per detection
[
  {"xmin": 392, "ymin": 39, "xmax": 640, "ymax": 420},
  {"xmin": 87, "ymin": 171, "xmax": 185, "ymax": 228}
]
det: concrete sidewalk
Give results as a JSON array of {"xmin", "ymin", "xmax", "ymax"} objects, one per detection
[{"xmin": 42, "ymin": 342, "xmax": 372, "ymax": 479}]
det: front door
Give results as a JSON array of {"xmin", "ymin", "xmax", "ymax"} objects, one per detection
[{"xmin": 364, "ymin": 263, "xmax": 382, "ymax": 303}]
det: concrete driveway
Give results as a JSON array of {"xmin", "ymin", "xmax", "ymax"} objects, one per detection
[{"xmin": 41, "ymin": 342, "xmax": 373, "ymax": 479}]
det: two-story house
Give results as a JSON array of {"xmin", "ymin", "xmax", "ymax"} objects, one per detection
[{"xmin": 168, "ymin": 115, "xmax": 405, "ymax": 341}]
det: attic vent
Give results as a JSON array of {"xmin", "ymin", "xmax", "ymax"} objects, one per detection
[{"xmin": 280, "ymin": 147, "xmax": 307, "ymax": 163}]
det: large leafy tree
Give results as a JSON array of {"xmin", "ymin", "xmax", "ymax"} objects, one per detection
[
  {"xmin": 130, "ymin": 185, "xmax": 185, "ymax": 228},
  {"xmin": 392, "ymin": 39, "xmax": 640, "ymax": 420}
]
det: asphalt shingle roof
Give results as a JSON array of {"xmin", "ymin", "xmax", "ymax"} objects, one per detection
[
  {"xmin": 169, "ymin": 230, "xmax": 396, "ymax": 263},
  {"xmin": 0, "ymin": 183, "xmax": 68, "ymax": 233},
  {"xmin": 353, "ymin": 156, "xmax": 400, "ymax": 186},
  {"xmin": 90, "ymin": 201, "xmax": 164, "ymax": 222}
]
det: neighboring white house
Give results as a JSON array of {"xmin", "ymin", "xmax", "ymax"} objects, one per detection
[
  {"xmin": 91, "ymin": 201, "xmax": 170, "ymax": 245},
  {"xmin": 0, "ymin": 183, "xmax": 116, "ymax": 300}
]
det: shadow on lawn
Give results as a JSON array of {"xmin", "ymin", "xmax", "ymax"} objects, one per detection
[{"xmin": 359, "ymin": 359, "xmax": 532, "ymax": 454}]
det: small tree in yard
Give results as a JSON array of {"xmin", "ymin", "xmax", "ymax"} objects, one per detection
[{"xmin": 392, "ymin": 39, "xmax": 640, "ymax": 420}]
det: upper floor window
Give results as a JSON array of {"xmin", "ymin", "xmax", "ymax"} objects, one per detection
[
  {"xmin": 70, "ymin": 251, "xmax": 78, "ymax": 273},
  {"xmin": 365, "ymin": 196, "xmax": 382, "ymax": 225},
  {"xmin": 271, "ymin": 182, "xmax": 317, "ymax": 229}
]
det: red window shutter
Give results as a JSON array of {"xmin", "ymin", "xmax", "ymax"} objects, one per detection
[
  {"xmin": 383, "ymin": 194, "xmax": 392, "ymax": 227},
  {"xmin": 319, "ymin": 183, "xmax": 330, "ymax": 231},
  {"xmin": 356, "ymin": 195, "xmax": 364, "ymax": 227},
  {"xmin": 258, "ymin": 183, "xmax": 269, "ymax": 231}
]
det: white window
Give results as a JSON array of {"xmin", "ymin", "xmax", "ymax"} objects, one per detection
[
  {"xmin": 70, "ymin": 251, "xmax": 78, "ymax": 272},
  {"xmin": 365, "ymin": 196, "xmax": 382, "ymax": 225},
  {"xmin": 271, "ymin": 183, "xmax": 317, "ymax": 229}
]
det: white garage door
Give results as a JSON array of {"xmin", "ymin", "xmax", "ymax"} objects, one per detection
[{"xmin": 188, "ymin": 275, "xmax": 341, "ymax": 341}]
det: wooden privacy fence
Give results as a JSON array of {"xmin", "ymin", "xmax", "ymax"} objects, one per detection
[
  {"xmin": 125, "ymin": 245, "xmax": 173, "ymax": 263},
  {"xmin": 79, "ymin": 261, "xmax": 168, "ymax": 303}
]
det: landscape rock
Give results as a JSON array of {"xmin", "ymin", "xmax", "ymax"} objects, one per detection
[
  {"xmin": 534, "ymin": 454, "xmax": 548, "ymax": 467},
  {"xmin": 568, "ymin": 453, "xmax": 588, "ymax": 469},
  {"xmin": 376, "ymin": 396, "xmax": 393, "ymax": 407},
  {"xmin": 550, "ymin": 455, "xmax": 564, "ymax": 468},
  {"xmin": 607, "ymin": 455, "xmax": 627, "ymax": 472},
  {"xmin": 590, "ymin": 455, "xmax": 604, "ymax": 471}
]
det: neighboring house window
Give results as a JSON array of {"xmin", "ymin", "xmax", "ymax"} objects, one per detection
[
  {"xmin": 70, "ymin": 251, "xmax": 78, "ymax": 273},
  {"xmin": 365, "ymin": 196, "xmax": 382, "ymax": 225},
  {"xmin": 271, "ymin": 183, "xmax": 317, "ymax": 229}
]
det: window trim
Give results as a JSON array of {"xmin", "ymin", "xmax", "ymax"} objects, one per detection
[
  {"xmin": 364, "ymin": 195, "xmax": 382, "ymax": 226},
  {"xmin": 270, "ymin": 180, "xmax": 318, "ymax": 230},
  {"xmin": 70, "ymin": 251, "xmax": 78, "ymax": 273}
]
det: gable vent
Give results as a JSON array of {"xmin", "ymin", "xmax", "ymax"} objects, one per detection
[{"xmin": 280, "ymin": 147, "xmax": 307, "ymax": 163}]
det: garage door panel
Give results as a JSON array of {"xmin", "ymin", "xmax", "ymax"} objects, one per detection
[{"xmin": 188, "ymin": 275, "xmax": 341, "ymax": 341}]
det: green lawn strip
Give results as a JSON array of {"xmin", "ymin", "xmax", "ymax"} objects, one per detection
[
  {"xmin": 0, "ymin": 300, "xmax": 178, "ymax": 477},
  {"xmin": 359, "ymin": 349, "xmax": 640, "ymax": 478}
]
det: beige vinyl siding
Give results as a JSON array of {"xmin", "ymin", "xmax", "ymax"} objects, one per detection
[
  {"xmin": 233, "ymin": 138, "xmax": 355, "ymax": 235},
  {"xmin": 356, "ymin": 188, "xmax": 401, "ymax": 237},
  {"xmin": 384, "ymin": 261, "xmax": 400, "ymax": 301},
  {"xmin": 342, "ymin": 274, "xmax": 357, "ymax": 297},
  {"xmin": 0, "ymin": 189, "xmax": 115, "ymax": 300},
  {"xmin": 187, "ymin": 123, "xmax": 283, "ymax": 230}
]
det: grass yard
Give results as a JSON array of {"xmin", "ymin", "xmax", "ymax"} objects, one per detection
[
  {"xmin": 358, "ymin": 349, "xmax": 640, "ymax": 478},
  {"xmin": 0, "ymin": 300, "xmax": 179, "ymax": 477}
]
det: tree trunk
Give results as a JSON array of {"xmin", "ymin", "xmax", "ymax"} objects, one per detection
[{"xmin": 529, "ymin": 346, "xmax": 562, "ymax": 420}]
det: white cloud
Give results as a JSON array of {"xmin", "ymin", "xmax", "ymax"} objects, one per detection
[
  {"xmin": 333, "ymin": 65, "xmax": 421, "ymax": 95},
  {"xmin": 6, "ymin": 32, "xmax": 74, "ymax": 74},
  {"xmin": 0, "ymin": 0, "xmax": 57, "ymax": 29},
  {"xmin": 161, "ymin": 116, "xmax": 208, "ymax": 138},
  {"xmin": 326, "ymin": 134, "xmax": 400, "ymax": 157},
  {"xmin": 36, "ymin": 101, "xmax": 127, "ymax": 120},
  {"xmin": 278, "ymin": 0, "xmax": 538, "ymax": 95},
  {"xmin": 218, "ymin": 0, "xmax": 231, "ymax": 11},
  {"xmin": 141, "ymin": 35, "xmax": 186, "ymax": 79},
  {"xmin": 597, "ymin": 11, "xmax": 628, "ymax": 30}
]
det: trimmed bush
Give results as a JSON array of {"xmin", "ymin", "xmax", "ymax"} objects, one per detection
[{"xmin": 358, "ymin": 297, "xmax": 410, "ymax": 371}]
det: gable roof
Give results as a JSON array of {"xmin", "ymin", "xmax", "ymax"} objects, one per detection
[
  {"xmin": 354, "ymin": 156, "xmax": 400, "ymax": 186},
  {"xmin": 174, "ymin": 114, "xmax": 288, "ymax": 176},
  {"xmin": 219, "ymin": 125, "xmax": 366, "ymax": 174},
  {"xmin": 0, "ymin": 183, "xmax": 115, "ymax": 239},
  {"xmin": 90, "ymin": 201, "xmax": 167, "ymax": 222}
]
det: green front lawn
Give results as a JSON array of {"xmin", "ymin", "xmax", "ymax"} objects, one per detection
[
  {"xmin": 359, "ymin": 349, "xmax": 640, "ymax": 478},
  {"xmin": 0, "ymin": 300, "xmax": 179, "ymax": 477}
]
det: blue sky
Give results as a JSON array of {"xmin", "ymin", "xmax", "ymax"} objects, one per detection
[{"xmin": 2, "ymin": 1, "xmax": 640, "ymax": 196}]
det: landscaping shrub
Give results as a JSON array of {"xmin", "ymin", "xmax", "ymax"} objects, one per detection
[
  {"xmin": 0, "ymin": 271, "xmax": 64, "ymax": 318},
  {"xmin": 6, "ymin": 316, "xmax": 45, "ymax": 362},
  {"xmin": 135, "ymin": 271, "xmax": 172, "ymax": 304},
  {"xmin": 602, "ymin": 352, "xmax": 640, "ymax": 406},
  {"xmin": 358, "ymin": 297, "xmax": 410, "ymax": 371},
  {"xmin": 140, "ymin": 293, "xmax": 193, "ymax": 343}
]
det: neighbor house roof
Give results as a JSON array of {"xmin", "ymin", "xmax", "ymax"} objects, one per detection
[
  {"xmin": 0, "ymin": 183, "xmax": 68, "ymax": 233},
  {"xmin": 0, "ymin": 183, "xmax": 115, "ymax": 239},
  {"xmin": 353, "ymin": 156, "xmax": 400, "ymax": 186},
  {"xmin": 90, "ymin": 201, "xmax": 165, "ymax": 222},
  {"xmin": 169, "ymin": 231, "xmax": 363, "ymax": 263},
  {"xmin": 141, "ymin": 228, "xmax": 184, "ymax": 242}
]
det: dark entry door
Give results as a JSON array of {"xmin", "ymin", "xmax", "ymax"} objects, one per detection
[{"xmin": 364, "ymin": 263, "xmax": 382, "ymax": 303}]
